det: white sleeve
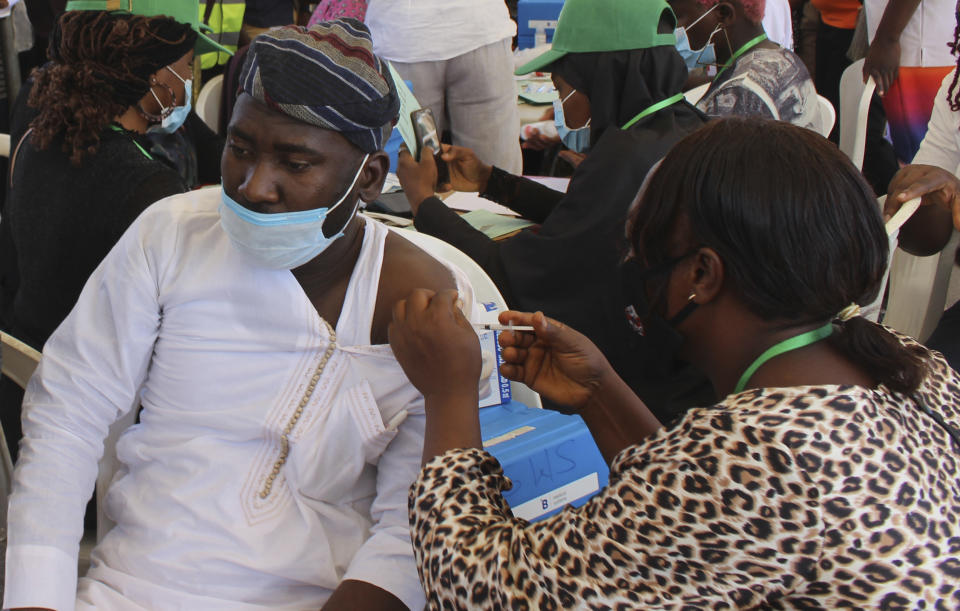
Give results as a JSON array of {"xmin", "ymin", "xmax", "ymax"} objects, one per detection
[
  {"xmin": 341, "ymin": 399, "xmax": 427, "ymax": 610},
  {"xmin": 3, "ymin": 215, "xmax": 162, "ymax": 611},
  {"xmin": 341, "ymin": 265, "xmax": 477, "ymax": 610},
  {"xmin": 913, "ymin": 69, "xmax": 960, "ymax": 172}
]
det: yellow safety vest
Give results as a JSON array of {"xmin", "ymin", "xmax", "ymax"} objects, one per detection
[{"xmin": 199, "ymin": 0, "xmax": 245, "ymax": 69}]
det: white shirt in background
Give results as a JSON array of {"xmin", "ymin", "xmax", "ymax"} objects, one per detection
[
  {"xmin": 913, "ymin": 68, "xmax": 960, "ymax": 171},
  {"xmin": 763, "ymin": 0, "xmax": 795, "ymax": 50},
  {"xmin": 4, "ymin": 188, "xmax": 475, "ymax": 611},
  {"xmin": 365, "ymin": 0, "xmax": 517, "ymax": 62},
  {"xmin": 865, "ymin": 0, "xmax": 955, "ymax": 67}
]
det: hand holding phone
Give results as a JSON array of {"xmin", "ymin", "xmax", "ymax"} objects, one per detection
[{"xmin": 411, "ymin": 108, "xmax": 450, "ymax": 189}]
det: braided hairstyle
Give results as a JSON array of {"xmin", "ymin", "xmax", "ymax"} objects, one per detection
[{"xmin": 28, "ymin": 11, "xmax": 196, "ymax": 166}]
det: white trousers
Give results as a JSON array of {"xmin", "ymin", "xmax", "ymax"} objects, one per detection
[{"xmin": 390, "ymin": 38, "xmax": 523, "ymax": 174}]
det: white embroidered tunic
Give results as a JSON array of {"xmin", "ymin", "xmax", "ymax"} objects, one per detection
[{"xmin": 4, "ymin": 187, "xmax": 472, "ymax": 610}]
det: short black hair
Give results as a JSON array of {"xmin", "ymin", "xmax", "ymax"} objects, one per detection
[{"xmin": 628, "ymin": 117, "xmax": 928, "ymax": 393}]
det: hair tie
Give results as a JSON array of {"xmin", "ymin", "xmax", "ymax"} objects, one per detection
[{"xmin": 836, "ymin": 303, "xmax": 861, "ymax": 322}]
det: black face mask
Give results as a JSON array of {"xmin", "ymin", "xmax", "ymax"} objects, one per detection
[{"xmin": 621, "ymin": 254, "xmax": 699, "ymax": 376}]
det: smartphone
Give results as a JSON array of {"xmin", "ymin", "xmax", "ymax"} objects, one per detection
[{"xmin": 410, "ymin": 108, "xmax": 450, "ymax": 188}]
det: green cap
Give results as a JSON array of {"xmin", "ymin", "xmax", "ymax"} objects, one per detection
[
  {"xmin": 65, "ymin": 0, "xmax": 233, "ymax": 56},
  {"xmin": 515, "ymin": 0, "xmax": 677, "ymax": 75}
]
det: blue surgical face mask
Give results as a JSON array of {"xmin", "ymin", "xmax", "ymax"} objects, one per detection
[
  {"xmin": 218, "ymin": 153, "xmax": 370, "ymax": 269},
  {"xmin": 553, "ymin": 89, "xmax": 591, "ymax": 153},
  {"xmin": 148, "ymin": 65, "xmax": 192, "ymax": 134},
  {"xmin": 674, "ymin": 6, "xmax": 720, "ymax": 70}
]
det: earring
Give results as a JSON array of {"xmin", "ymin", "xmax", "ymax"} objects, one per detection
[
  {"xmin": 688, "ymin": 291, "xmax": 697, "ymax": 302},
  {"xmin": 721, "ymin": 27, "xmax": 734, "ymax": 57}
]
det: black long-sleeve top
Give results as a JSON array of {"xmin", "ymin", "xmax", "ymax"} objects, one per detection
[
  {"xmin": 414, "ymin": 167, "xmax": 563, "ymax": 304},
  {"xmin": 413, "ymin": 110, "xmax": 714, "ymax": 420}
]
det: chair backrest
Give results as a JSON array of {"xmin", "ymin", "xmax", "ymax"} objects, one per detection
[
  {"xmin": 838, "ymin": 59, "xmax": 876, "ymax": 170},
  {"xmin": 874, "ymin": 195, "xmax": 960, "ymax": 341},
  {"xmin": 1, "ymin": 331, "xmax": 40, "ymax": 390},
  {"xmin": 883, "ymin": 231, "xmax": 960, "ymax": 342},
  {"xmin": 196, "ymin": 74, "xmax": 224, "ymax": 135},
  {"xmin": 815, "ymin": 94, "xmax": 836, "ymax": 138},
  {"xmin": 683, "ymin": 83, "xmax": 709, "ymax": 106},
  {"xmin": 392, "ymin": 227, "xmax": 543, "ymax": 409},
  {"xmin": 1, "ymin": 332, "xmax": 41, "ymax": 525}
]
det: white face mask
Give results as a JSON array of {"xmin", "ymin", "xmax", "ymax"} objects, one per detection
[{"xmin": 218, "ymin": 154, "xmax": 369, "ymax": 269}]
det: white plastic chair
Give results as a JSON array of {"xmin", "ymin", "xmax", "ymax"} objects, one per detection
[
  {"xmin": 1, "ymin": 332, "xmax": 41, "ymax": 531},
  {"xmin": 883, "ymin": 232, "xmax": 960, "ymax": 342},
  {"xmin": 196, "ymin": 74, "xmax": 224, "ymax": 134},
  {"xmin": 1, "ymin": 331, "xmax": 40, "ymax": 390},
  {"xmin": 393, "ymin": 227, "xmax": 543, "ymax": 409},
  {"xmin": 838, "ymin": 59, "xmax": 877, "ymax": 170},
  {"xmin": 683, "ymin": 83, "xmax": 709, "ymax": 106},
  {"xmin": 815, "ymin": 94, "xmax": 836, "ymax": 138},
  {"xmin": 0, "ymin": 331, "xmax": 129, "ymax": 542},
  {"xmin": 876, "ymin": 195, "xmax": 960, "ymax": 342}
]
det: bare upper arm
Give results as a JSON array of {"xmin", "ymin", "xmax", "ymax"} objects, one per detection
[{"xmin": 371, "ymin": 231, "xmax": 458, "ymax": 344}]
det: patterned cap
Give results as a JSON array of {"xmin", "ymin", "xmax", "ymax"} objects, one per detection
[{"xmin": 239, "ymin": 19, "xmax": 399, "ymax": 153}]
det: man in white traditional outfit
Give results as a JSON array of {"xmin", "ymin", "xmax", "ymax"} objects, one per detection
[{"xmin": 3, "ymin": 17, "xmax": 471, "ymax": 611}]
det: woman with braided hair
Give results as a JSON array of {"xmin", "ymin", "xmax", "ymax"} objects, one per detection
[{"xmin": 0, "ymin": 0, "xmax": 230, "ymax": 458}]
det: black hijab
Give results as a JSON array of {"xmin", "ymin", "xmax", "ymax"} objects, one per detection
[
  {"xmin": 550, "ymin": 45, "xmax": 689, "ymax": 146},
  {"xmin": 498, "ymin": 44, "xmax": 712, "ymax": 418}
]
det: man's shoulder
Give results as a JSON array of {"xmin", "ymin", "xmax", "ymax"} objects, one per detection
[
  {"xmin": 381, "ymin": 227, "xmax": 458, "ymax": 294},
  {"xmin": 121, "ymin": 187, "xmax": 223, "ymax": 257},
  {"xmin": 136, "ymin": 186, "xmax": 222, "ymax": 227}
]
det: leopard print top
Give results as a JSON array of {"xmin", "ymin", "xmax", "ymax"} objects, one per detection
[{"xmin": 409, "ymin": 344, "xmax": 960, "ymax": 609}]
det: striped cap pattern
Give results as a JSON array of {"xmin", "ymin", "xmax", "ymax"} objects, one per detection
[{"xmin": 240, "ymin": 19, "xmax": 399, "ymax": 153}]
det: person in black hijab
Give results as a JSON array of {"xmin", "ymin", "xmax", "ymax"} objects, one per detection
[{"xmin": 397, "ymin": 0, "xmax": 712, "ymax": 420}]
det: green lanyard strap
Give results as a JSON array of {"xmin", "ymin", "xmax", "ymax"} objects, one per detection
[
  {"xmin": 621, "ymin": 93, "xmax": 685, "ymax": 130},
  {"xmin": 734, "ymin": 321, "xmax": 834, "ymax": 393},
  {"xmin": 109, "ymin": 124, "xmax": 154, "ymax": 161},
  {"xmin": 715, "ymin": 32, "xmax": 768, "ymax": 81}
]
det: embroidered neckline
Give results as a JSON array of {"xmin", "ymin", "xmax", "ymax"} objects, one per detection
[{"xmin": 259, "ymin": 319, "xmax": 337, "ymax": 499}]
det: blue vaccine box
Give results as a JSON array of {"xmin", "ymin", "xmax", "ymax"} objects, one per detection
[
  {"xmin": 479, "ymin": 401, "xmax": 608, "ymax": 522},
  {"xmin": 517, "ymin": 0, "xmax": 565, "ymax": 50}
]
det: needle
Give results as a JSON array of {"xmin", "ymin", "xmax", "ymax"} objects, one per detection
[{"xmin": 471, "ymin": 323, "xmax": 535, "ymax": 332}]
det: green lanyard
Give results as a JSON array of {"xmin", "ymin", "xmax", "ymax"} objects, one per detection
[
  {"xmin": 714, "ymin": 33, "xmax": 768, "ymax": 81},
  {"xmin": 621, "ymin": 93, "xmax": 685, "ymax": 130},
  {"xmin": 108, "ymin": 124, "xmax": 154, "ymax": 160},
  {"xmin": 734, "ymin": 321, "xmax": 834, "ymax": 393}
]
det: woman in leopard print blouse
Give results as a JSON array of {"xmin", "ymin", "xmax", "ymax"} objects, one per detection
[{"xmin": 389, "ymin": 117, "xmax": 960, "ymax": 608}]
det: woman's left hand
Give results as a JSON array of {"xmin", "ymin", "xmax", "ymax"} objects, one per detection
[{"xmin": 388, "ymin": 289, "xmax": 481, "ymax": 405}]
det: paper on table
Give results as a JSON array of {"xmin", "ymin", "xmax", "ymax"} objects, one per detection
[
  {"xmin": 526, "ymin": 176, "xmax": 570, "ymax": 192},
  {"xmin": 443, "ymin": 191, "xmax": 518, "ymax": 216},
  {"xmin": 0, "ymin": 0, "xmax": 21, "ymax": 19},
  {"xmin": 386, "ymin": 61, "xmax": 421, "ymax": 157},
  {"xmin": 517, "ymin": 79, "xmax": 558, "ymax": 105},
  {"xmin": 461, "ymin": 210, "xmax": 534, "ymax": 238},
  {"xmin": 442, "ymin": 176, "xmax": 570, "ymax": 216},
  {"xmin": 382, "ymin": 173, "xmax": 402, "ymax": 193}
]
